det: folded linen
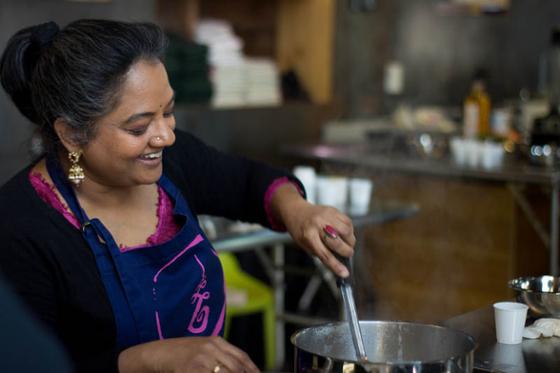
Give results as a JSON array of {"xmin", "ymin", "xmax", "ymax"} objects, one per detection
[{"xmin": 523, "ymin": 318, "xmax": 560, "ymax": 339}]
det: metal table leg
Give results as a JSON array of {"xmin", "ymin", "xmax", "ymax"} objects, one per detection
[
  {"xmin": 273, "ymin": 243, "xmax": 285, "ymax": 368},
  {"xmin": 551, "ymin": 183, "xmax": 559, "ymax": 276}
]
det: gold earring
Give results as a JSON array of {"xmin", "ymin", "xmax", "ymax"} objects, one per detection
[{"xmin": 68, "ymin": 151, "xmax": 85, "ymax": 186}]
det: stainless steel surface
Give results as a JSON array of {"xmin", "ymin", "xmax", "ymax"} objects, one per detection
[
  {"xmin": 282, "ymin": 142, "xmax": 560, "ymax": 185},
  {"xmin": 509, "ymin": 276, "xmax": 560, "ymax": 317},
  {"xmin": 340, "ymin": 283, "xmax": 368, "ymax": 362},
  {"xmin": 292, "ymin": 321, "xmax": 476, "ymax": 373},
  {"xmin": 443, "ymin": 304, "xmax": 560, "ymax": 373},
  {"xmin": 211, "ymin": 201, "xmax": 418, "ymax": 253}
]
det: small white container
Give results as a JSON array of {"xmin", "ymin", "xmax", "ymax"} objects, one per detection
[
  {"xmin": 293, "ymin": 166, "xmax": 317, "ymax": 204},
  {"xmin": 348, "ymin": 178, "xmax": 374, "ymax": 215},
  {"xmin": 465, "ymin": 139, "xmax": 485, "ymax": 168},
  {"xmin": 482, "ymin": 141, "xmax": 505, "ymax": 170},
  {"xmin": 316, "ymin": 176, "xmax": 348, "ymax": 211},
  {"xmin": 493, "ymin": 301, "xmax": 528, "ymax": 344},
  {"xmin": 450, "ymin": 137, "xmax": 468, "ymax": 166}
]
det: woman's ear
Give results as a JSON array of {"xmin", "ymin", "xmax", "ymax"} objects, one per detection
[{"xmin": 53, "ymin": 118, "xmax": 80, "ymax": 153}]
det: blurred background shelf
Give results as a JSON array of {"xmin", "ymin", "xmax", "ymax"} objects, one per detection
[{"xmin": 156, "ymin": 0, "xmax": 335, "ymax": 105}]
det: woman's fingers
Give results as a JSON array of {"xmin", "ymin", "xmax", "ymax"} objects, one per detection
[
  {"xmin": 213, "ymin": 338, "xmax": 260, "ymax": 373},
  {"xmin": 334, "ymin": 214, "xmax": 356, "ymax": 248},
  {"xmin": 286, "ymin": 203, "xmax": 357, "ymax": 278},
  {"xmin": 308, "ymin": 230, "xmax": 352, "ymax": 278}
]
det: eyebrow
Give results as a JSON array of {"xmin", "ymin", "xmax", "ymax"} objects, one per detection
[{"xmin": 122, "ymin": 92, "xmax": 176, "ymax": 125}]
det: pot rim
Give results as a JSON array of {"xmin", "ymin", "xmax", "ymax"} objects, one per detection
[{"xmin": 290, "ymin": 320, "xmax": 477, "ymax": 366}]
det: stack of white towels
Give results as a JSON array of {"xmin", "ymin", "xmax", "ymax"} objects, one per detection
[{"xmin": 195, "ymin": 19, "xmax": 281, "ymax": 108}]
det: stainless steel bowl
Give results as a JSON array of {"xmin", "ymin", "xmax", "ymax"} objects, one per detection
[{"xmin": 509, "ymin": 276, "xmax": 560, "ymax": 317}]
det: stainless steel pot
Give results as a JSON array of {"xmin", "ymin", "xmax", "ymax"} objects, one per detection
[{"xmin": 291, "ymin": 320, "xmax": 476, "ymax": 373}]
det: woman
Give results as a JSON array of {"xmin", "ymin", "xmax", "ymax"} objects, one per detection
[{"xmin": 0, "ymin": 19, "xmax": 355, "ymax": 372}]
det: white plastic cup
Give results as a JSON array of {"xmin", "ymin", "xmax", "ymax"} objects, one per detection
[
  {"xmin": 450, "ymin": 137, "xmax": 467, "ymax": 166},
  {"xmin": 293, "ymin": 166, "xmax": 317, "ymax": 204},
  {"xmin": 316, "ymin": 176, "xmax": 348, "ymax": 211},
  {"xmin": 465, "ymin": 139, "xmax": 484, "ymax": 168},
  {"xmin": 493, "ymin": 302, "xmax": 528, "ymax": 344},
  {"xmin": 348, "ymin": 178, "xmax": 374, "ymax": 215},
  {"xmin": 482, "ymin": 141, "xmax": 505, "ymax": 170}
]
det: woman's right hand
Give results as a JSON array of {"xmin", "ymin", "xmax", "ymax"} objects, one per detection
[{"xmin": 118, "ymin": 336, "xmax": 260, "ymax": 373}]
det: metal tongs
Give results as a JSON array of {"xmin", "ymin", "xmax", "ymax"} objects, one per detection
[{"xmin": 324, "ymin": 226, "xmax": 369, "ymax": 363}]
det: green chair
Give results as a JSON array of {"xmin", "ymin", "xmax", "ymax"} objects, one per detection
[{"xmin": 219, "ymin": 252, "xmax": 275, "ymax": 370}]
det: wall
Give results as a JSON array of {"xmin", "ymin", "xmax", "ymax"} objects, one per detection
[
  {"xmin": 335, "ymin": 0, "xmax": 560, "ymax": 117},
  {"xmin": 0, "ymin": 0, "xmax": 155, "ymax": 184}
]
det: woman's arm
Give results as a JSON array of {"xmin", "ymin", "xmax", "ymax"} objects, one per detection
[
  {"xmin": 268, "ymin": 183, "xmax": 356, "ymax": 278},
  {"xmin": 118, "ymin": 336, "xmax": 259, "ymax": 373}
]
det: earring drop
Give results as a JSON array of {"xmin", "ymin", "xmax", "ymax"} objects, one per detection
[{"xmin": 68, "ymin": 150, "xmax": 85, "ymax": 186}]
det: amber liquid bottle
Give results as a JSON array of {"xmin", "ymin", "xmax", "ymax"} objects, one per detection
[{"xmin": 463, "ymin": 80, "xmax": 491, "ymax": 139}]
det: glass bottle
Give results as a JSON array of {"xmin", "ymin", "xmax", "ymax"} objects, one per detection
[{"xmin": 463, "ymin": 71, "xmax": 491, "ymax": 139}]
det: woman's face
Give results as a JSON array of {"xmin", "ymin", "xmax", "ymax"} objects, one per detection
[{"xmin": 79, "ymin": 59, "xmax": 176, "ymax": 188}]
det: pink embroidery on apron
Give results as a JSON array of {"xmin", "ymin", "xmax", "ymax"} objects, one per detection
[
  {"xmin": 187, "ymin": 254, "xmax": 211, "ymax": 333},
  {"xmin": 152, "ymin": 234, "xmax": 204, "ymax": 339}
]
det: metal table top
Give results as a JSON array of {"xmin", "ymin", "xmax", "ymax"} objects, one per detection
[
  {"xmin": 442, "ymin": 306, "xmax": 560, "ymax": 373},
  {"xmin": 211, "ymin": 200, "xmax": 419, "ymax": 252}
]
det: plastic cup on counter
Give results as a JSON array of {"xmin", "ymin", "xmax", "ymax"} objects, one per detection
[
  {"xmin": 348, "ymin": 178, "xmax": 374, "ymax": 215},
  {"xmin": 482, "ymin": 141, "xmax": 505, "ymax": 170},
  {"xmin": 465, "ymin": 139, "xmax": 484, "ymax": 168},
  {"xmin": 493, "ymin": 301, "xmax": 528, "ymax": 344},
  {"xmin": 450, "ymin": 137, "xmax": 468, "ymax": 166},
  {"xmin": 293, "ymin": 165, "xmax": 317, "ymax": 204},
  {"xmin": 316, "ymin": 175, "xmax": 348, "ymax": 211}
]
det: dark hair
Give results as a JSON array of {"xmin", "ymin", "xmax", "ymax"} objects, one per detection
[{"xmin": 0, "ymin": 19, "xmax": 168, "ymax": 153}]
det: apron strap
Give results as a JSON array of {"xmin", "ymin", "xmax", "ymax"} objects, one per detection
[
  {"xmin": 45, "ymin": 154, "xmax": 90, "ymax": 225},
  {"xmin": 45, "ymin": 154, "xmax": 141, "ymax": 347}
]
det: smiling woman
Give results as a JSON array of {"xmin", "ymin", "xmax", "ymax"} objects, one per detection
[{"xmin": 0, "ymin": 19, "xmax": 357, "ymax": 373}]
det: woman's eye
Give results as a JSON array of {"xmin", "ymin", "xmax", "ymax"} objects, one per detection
[
  {"xmin": 127, "ymin": 127, "xmax": 148, "ymax": 136},
  {"xmin": 163, "ymin": 110, "xmax": 175, "ymax": 118}
]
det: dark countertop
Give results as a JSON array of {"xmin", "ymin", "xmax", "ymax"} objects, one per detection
[
  {"xmin": 442, "ymin": 306, "xmax": 560, "ymax": 372},
  {"xmin": 282, "ymin": 142, "xmax": 560, "ymax": 186}
]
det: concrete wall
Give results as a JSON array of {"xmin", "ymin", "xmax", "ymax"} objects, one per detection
[
  {"xmin": 335, "ymin": 0, "xmax": 560, "ymax": 117},
  {"xmin": 0, "ymin": 0, "xmax": 155, "ymax": 184}
]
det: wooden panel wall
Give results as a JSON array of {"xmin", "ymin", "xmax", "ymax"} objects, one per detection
[
  {"xmin": 356, "ymin": 174, "xmax": 517, "ymax": 323},
  {"xmin": 156, "ymin": 0, "xmax": 199, "ymax": 38},
  {"xmin": 276, "ymin": 0, "xmax": 334, "ymax": 104}
]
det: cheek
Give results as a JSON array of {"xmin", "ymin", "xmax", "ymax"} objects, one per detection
[{"xmin": 86, "ymin": 137, "xmax": 143, "ymax": 166}]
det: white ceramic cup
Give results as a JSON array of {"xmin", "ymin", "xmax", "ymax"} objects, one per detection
[
  {"xmin": 316, "ymin": 176, "xmax": 348, "ymax": 211},
  {"xmin": 293, "ymin": 166, "xmax": 317, "ymax": 204},
  {"xmin": 493, "ymin": 301, "xmax": 528, "ymax": 344},
  {"xmin": 348, "ymin": 178, "xmax": 374, "ymax": 215}
]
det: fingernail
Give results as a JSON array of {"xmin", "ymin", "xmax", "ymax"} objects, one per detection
[
  {"xmin": 323, "ymin": 224, "xmax": 339, "ymax": 239},
  {"xmin": 340, "ymin": 267, "xmax": 349, "ymax": 278}
]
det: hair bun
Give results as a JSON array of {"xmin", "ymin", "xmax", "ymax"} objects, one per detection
[{"xmin": 30, "ymin": 21, "xmax": 60, "ymax": 50}]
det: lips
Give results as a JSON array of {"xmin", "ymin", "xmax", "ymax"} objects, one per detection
[{"xmin": 139, "ymin": 151, "xmax": 162, "ymax": 160}]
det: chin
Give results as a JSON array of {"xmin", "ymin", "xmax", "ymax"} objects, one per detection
[{"xmin": 133, "ymin": 169, "xmax": 163, "ymax": 186}]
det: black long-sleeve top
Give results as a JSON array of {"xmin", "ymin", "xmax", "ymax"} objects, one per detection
[{"xmin": 0, "ymin": 130, "xmax": 296, "ymax": 372}]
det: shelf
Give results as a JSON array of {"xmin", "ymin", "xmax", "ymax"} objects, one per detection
[
  {"xmin": 175, "ymin": 100, "xmax": 326, "ymax": 114},
  {"xmin": 434, "ymin": 1, "xmax": 509, "ymax": 16},
  {"xmin": 156, "ymin": 0, "xmax": 335, "ymax": 104}
]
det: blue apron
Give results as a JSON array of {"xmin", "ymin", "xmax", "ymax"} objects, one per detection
[{"xmin": 46, "ymin": 156, "xmax": 225, "ymax": 350}]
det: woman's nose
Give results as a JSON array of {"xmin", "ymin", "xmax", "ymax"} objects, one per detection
[{"xmin": 150, "ymin": 121, "xmax": 176, "ymax": 147}]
